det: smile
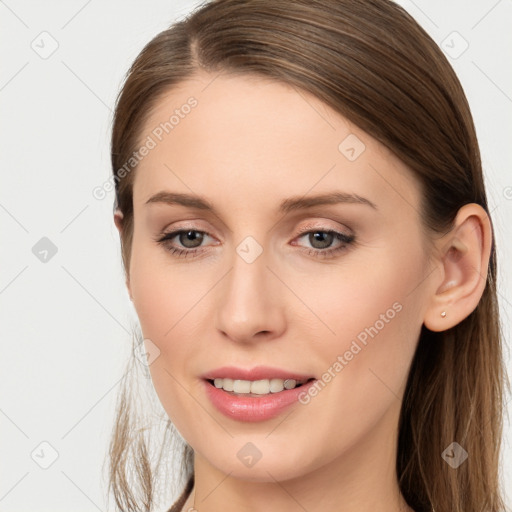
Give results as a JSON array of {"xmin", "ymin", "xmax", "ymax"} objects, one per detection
[
  {"xmin": 203, "ymin": 372, "xmax": 317, "ymax": 422},
  {"xmin": 208, "ymin": 377, "xmax": 312, "ymax": 395}
]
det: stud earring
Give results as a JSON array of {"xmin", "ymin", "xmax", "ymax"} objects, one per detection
[{"xmin": 441, "ymin": 311, "xmax": 447, "ymax": 318}]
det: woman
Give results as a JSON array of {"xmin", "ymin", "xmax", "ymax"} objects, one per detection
[{"xmin": 107, "ymin": 1, "xmax": 509, "ymax": 511}]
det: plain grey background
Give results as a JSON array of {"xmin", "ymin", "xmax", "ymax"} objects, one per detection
[{"xmin": 1, "ymin": 1, "xmax": 511, "ymax": 510}]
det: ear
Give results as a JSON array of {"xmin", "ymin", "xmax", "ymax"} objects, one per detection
[
  {"xmin": 113, "ymin": 208, "xmax": 133, "ymax": 301},
  {"xmin": 423, "ymin": 203, "xmax": 492, "ymax": 332}
]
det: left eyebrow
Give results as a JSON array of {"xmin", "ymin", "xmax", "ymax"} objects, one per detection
[{"xmin": 144, "ymin": 190, "xmax": 377, "ymax": 214}]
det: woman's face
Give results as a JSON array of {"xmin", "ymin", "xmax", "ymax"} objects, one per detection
[{"xmin": 124, "ymin": 72, "xmax": 436, "ymax": 482}]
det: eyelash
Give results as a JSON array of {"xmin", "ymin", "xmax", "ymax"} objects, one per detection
[{"xmin": 155, "ymin": 226, "xmax": 355, "ymax": 260}]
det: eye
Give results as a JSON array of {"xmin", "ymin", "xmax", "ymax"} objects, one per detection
[
  {"xmin": 293, "ymin": 228, "xmax": 355, "ymax": 259},
  {"xmin": 155, "ymin": 229, "xmax": 214, "ymax": 258},
  {"xmin": 155, "ymin": 226, "xmax": 355, "ymax": 260}
]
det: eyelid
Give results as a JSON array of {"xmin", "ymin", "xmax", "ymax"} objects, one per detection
[
  {"xmin": 159, "ymin": 219, "xmax": 352, "ymax": 244},
  {"xmin": 156, "ymin": 223, "xmax": 355, "ymax": 263},
  {"xmin": 295, "ymin": 220, "xmax": 353, "ymax": 236}
]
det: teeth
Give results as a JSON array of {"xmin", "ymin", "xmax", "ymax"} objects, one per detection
[
  {"xmin": 213, "ymin": 378, "xmax": 302, "ymax": 394},
  {"xmin": 221, "ymin": 378, "xmax": 234, "ymax": 391},
  {"xmin": 233, "ymin": 380, "xmax": 251, "ymax": 393}
]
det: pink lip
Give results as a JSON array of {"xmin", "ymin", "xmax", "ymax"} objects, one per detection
[
  {"xmin": 201, "ymin": 366, "xmax": 317, "ymax": 422},
  {"xmin": 201, "ymin": 365, "xmax": 315, "ymax": 382}
]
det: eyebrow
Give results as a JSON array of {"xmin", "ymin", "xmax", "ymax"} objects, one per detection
[{"xmin": 144, "ymin": 191, "xmax": 377, "ymax": 214}]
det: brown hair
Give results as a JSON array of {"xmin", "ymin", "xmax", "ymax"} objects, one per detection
[{"xmin": 108, "ymin": 1, "xmax": 509, "ymax": 511}]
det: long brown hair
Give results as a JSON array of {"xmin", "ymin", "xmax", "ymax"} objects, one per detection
[{"xmin": 107, "ymin": 1, "xmax": 509, "ymax": 511}]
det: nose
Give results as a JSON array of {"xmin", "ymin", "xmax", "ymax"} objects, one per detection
[{"xmin": 215, "ymin": 246, "xmax": 287, "ymax": 344}]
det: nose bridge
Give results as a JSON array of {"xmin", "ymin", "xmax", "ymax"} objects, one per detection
[{"xmin": 215, "ymin": 236, "xmax": 285, "ymax": 342}]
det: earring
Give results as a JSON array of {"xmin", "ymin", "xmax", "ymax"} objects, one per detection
[{"xmin": 440, "ymin": 311, "xmax": 447, "ymax": 318}]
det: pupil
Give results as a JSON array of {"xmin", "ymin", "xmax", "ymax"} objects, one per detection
[
  {"xmin": 182, "ymin": 230, "xmax": 203, "ymax": 248},
  {"xmin": 311, "ymin": 231, "xmax": 332, "ymax": 249}
]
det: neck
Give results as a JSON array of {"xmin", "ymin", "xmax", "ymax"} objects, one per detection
[{"xmin": 181, "ymin": 401, "xmax": 413, "ymax": 512}]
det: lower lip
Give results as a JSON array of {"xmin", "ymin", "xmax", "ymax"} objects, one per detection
[{"xmin": 203, "ymin": 379, "xmax": 317, "ymax": 422}]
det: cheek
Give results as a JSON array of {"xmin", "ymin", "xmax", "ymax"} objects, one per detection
[
  {"xmin": 274, "ymin": 247, "xmax": 426, "ymax": 461},
  {"xmin": 129, "ymin": 243, "xmax": 203, "ymax": 409},
  {"xmin": 129, "ymin": 236, "xmax": 202, "ymax": 340},
  {"xmin": 293, "ymin": 227, "xmax": 424, "ymax": 329},
  {"xmin": 301, "ymin": 242, "xmax": 427, "ymax": 389},
  {"xmin": 129, "ymin": 252, "xmax": 205, "ymax": 435}
]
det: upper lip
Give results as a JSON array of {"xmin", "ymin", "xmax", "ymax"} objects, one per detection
[{"xmin": 201, "ymin": 365, "xmax": 316, "ymax": 382}]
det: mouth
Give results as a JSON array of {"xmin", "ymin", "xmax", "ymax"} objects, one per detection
[
  {"xmin": 201, "ymin": 366, "xmax": 318, "ymax": 421},
  {"xmin": 205, "ymin": 377, "xmax": 316, "ymax": 397}
]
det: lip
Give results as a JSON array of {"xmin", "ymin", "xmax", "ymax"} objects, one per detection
[
  {"xmin": 201, "ymin": 365, "xmax": 315, "ymax": 382},
  {"xmin": 201, "ymin": 366, "xmax": 317, "ymax": 422}
]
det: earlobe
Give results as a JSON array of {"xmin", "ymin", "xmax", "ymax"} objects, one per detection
[
  {"xmin": 114, "ymin": 208, "xmax": 124, "ymax": 234},
  {"xmin": 423, "ymin": 204, "xmax": 492, "ymax": 332}
]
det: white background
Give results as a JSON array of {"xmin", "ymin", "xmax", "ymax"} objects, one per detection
[{"xmin": 1, "ymin": 1, "xmax": 511, "ymax": 510}]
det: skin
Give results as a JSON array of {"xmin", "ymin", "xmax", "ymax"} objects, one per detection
[{"xmin": 114, "ymin": 71, "xmax": 491, "ymax": 512}]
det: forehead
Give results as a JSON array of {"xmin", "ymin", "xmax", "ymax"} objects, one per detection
[{"xmin": 132, "ymin": 72, "xmax": 420, "ymax": 218}]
